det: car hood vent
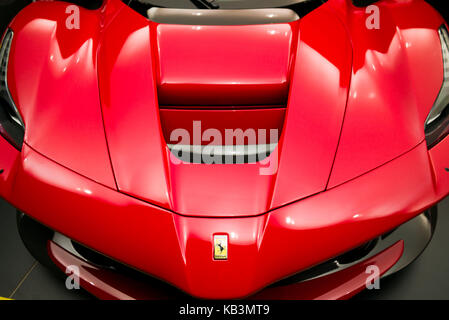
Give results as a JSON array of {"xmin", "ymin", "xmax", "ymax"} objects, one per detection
[
  {"xmin": 147, "ymin": 8, "xmax": 299, "ymax": 25},
  {"xmin": 98, "ymin": 2, "xmax": 352, "ymax": 217},
  {"xmin": 154, "ymin": 17, "xmax": 297, "ymax": 106}
]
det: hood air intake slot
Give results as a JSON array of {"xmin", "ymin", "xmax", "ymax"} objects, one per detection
[{"xmin": 148, "ymin": 8, "xmax": 299, "ymax": 25}]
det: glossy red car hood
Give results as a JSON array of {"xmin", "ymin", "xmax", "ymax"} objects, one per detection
[
  {"xmin": 7, "ymin": 0, "xmax": 441, "ymax": 218},
  {"xmin": 96, "ymin": 5, "xmax": 351, "ymax": 217}
]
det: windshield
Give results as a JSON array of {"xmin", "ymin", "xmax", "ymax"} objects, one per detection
[
  {"xmin": 124, "ymin": 0, "xmax": 324, "ymax": 17},
  {"xmin": 125, "ymin": 0, "xmax": 322, "ymax": 10}
]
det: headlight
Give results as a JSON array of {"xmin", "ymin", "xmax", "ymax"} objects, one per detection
[
  {"xmin": 425, "ymin": 25, "xmax": 449, "ymax": 149},
  {"xmin": 0, "ymin": 29, "xmax": 24, "ymax": 151}
]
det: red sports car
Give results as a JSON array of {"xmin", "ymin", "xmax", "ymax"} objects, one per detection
[{"xmin": 0, "ymin": 0, "xmax": 448, "ymax": 299}]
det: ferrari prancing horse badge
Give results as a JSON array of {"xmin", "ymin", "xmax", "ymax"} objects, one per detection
[{"xmin": 214, "ymin": 235, "xmax": 228, "ymax": 260}]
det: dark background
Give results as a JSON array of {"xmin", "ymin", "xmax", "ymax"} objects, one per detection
[{"xmin": 1, "ymin": 0, "xmax": 449, "ymax": 300}]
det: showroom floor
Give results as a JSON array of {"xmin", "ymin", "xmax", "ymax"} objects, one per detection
[{"xmin": 1, "ymin": 196, "xmax": 449, "ymax": 300}]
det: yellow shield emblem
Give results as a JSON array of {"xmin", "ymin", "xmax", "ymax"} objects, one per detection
[{"xmin": 214, "ymin": 235, "xmax": 228, "ymax": 260}]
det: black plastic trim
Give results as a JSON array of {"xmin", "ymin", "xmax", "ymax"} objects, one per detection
[
  {"xmin": 351, "ymin": 0, "xmax": 379, "ymax": 7},
  {"xmin": 57, "ymin": 0, "xmax": 103, "ymax": 10}
]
